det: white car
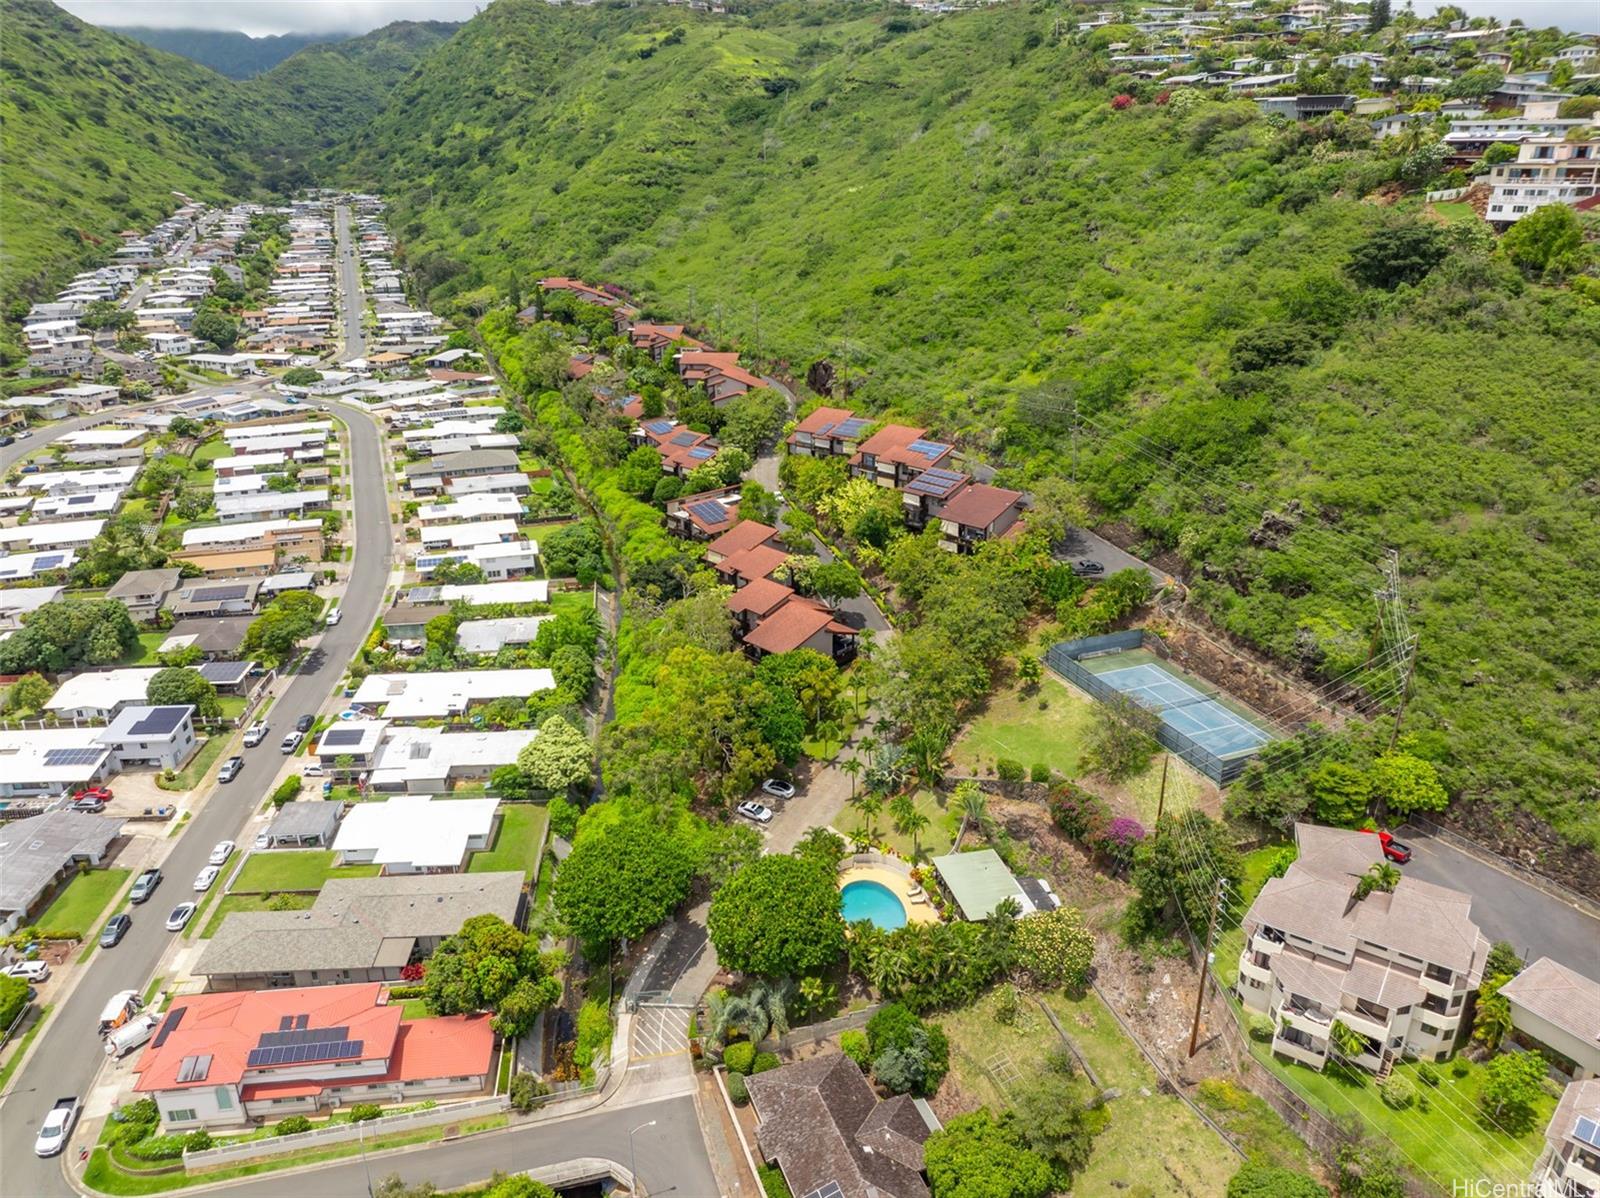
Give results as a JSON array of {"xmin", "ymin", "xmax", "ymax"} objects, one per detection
[
  {"xmin": 165, "ymin": 903, "xmax": 196, "ymax": 932},
  {"xmin": 761, "ymin": 778, "xmax": 796, "ymax": 800},
  {"xmin": 280, "ymin": 730, "xmax": 303, "ymax": 753},
  {"xmin": 193, "ymin": 866, "xmax": 220, "ymax": 892},
  {"xmin": 242, "ymin": 722, "xmax": 269, "ymax": 748},
  {"xmin": 208, "ymin": 840, "xmax": 235, "ymax": 866},
  {"xmin": 1, "ymin": 960, "xmax": 50, "ymax": 983},
  {"xmin": 34, "ymin": 1097, "xmax": 79, "ymax": 1157},
  {"xmin": 253, "ymin": 832, "xmax": 272, "ymax": 851},
  {"xmin": 325, "ymin": 606, "xmax": 342, "ymax": 626},
  {"xmin": 736, "ymin": 800, "xmax": 774, "ymax": 825}
]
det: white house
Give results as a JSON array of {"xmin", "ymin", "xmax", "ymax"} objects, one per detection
[
  {"xmin": 331, "ymin": 795, "xmax": 500, "ymax": 874},
  {"xmin": 415, "ymin": 493, "xmax": 523, "ymax": 525},
  {"xmin": 46, "ymin": 668, "xmax": 162, "ymax": 723},
  {"xmin": 215, "ymin": 489, "xmax": 329, "ymax": 522},
  {"xmin": 365, "ymin": 727, "xmax": 538, "ymax": 793},
  {"xmin": 350, "ymin": 669, "xmax": 555, "ymax": 720},
  {"xmin": 0, "ymin": 549, "xmax": 78, "ymax": 580},
  {"xmin": 0, "ymin": 518, "xmax": 106, "ymax": 553},
  {"xmin": 418, "ymin": 519, "xmax": 519, "ymax": 552},
  {"xmin": 414, "ymin": 540, "xmax": 540, "ymax": 581},
  {"xmin": 0, "ymin": 584, "xmax": 63, "ymax": 629},
  {"xmin": 95, "ymin": 705, "xmax": 200, "ymax": 772},
  {"xmin": 457, "ymin": 616, "xmax": 550, "ymax": 656}
]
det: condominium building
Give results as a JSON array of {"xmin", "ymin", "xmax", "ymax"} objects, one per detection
[
  {"xmin": 1485, "ymin": 134, "xmax": 1600, "ymax": 227},
  {"xmin": 1237, "ymin": 824, "xmax": 1490, "ymax": 1074}
]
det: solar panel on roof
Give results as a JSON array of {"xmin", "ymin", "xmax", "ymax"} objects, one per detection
[
  {"xmin": 669, "ymin": 431, "xmax": 699, "ymax": 446},
  {"xmin": 34, "ymin": 555, "xmax": 65, "ymax": 569},
  {"xmin": 835, "ymin": 417, "xmax": 868, "ymax": 437},
  {"xmin": 129, "ymin": 707, "xmax": 187, "ymax": 736},
  {"xmin": 688, "ymin": 447, "xmax": 714, "ymax": 460},
  {"xmin": 644, "ymin": 418, "xmax": 674, "ymax": 434},
  {"xmin": 321, "ymin": 728, "xmax": 366, "ymax": 747},
  {"xmin": 687, "ymin": 500, "xmax": 729, "ymax": 525},
  {"xmin": 921, "ymin": 467, "xmax": 964, "ymax": 483},
  {"xmin": 198, "ymin": 584, "xmax": 250, "ymax": 601},
  {"xmin": 802, "ymin": 1184, "xmax": 844, "ymax": 1198},
  {"xmin": 151, "ymin": 1007, "xmax": 185, "ymax": 1048},
  {"xmin": 1578, "ymin": 1117, "xmax": 1600, "ymax": 1150},
  {"xmin": 906, "ymin": 439, "xmax": 949, "ymax": 459},
  {"xmin": 43, "ymin": 747, "xmax": 104, "ymax": 767}
]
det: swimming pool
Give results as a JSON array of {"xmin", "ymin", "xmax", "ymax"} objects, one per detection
[{"xmin": 840, "ymin": 879, "xmax": 908, "ymax": 931}]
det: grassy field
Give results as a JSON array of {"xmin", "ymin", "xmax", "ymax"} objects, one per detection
[
  {"xmin": 836, "ymin": 788, "xmax": 955, "ymax": 860},
  {"xmin": 229, "ymin": 850, "xmax": 379, "ymax": 895},
  {"xmin": 1430, "ymin": 201, "xmax": 1478, "ymax": 224},
  {"xmin": 939, "ymin": 986, "xmax": 1241, "ymax": 1195},
  {"xmin": 198, "ymin": 892, "xmax": 315, "ymax": 939},
  {"xmin": 119, "ymin": 632, "xmax": 171, "ymax": 667},
  {"xmin": 467, "ymin": 803, "xmax": 548, "ymax": 877},
  {"xmin": 35, "ymin": 869, "xmax": 131, "ymax": 938}
]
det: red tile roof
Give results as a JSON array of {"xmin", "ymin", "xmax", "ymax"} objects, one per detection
[
  {"xmin": 938, "ymin": 483, "xmax": 1023, "ymax": 530},
  {"xmin": 790, "ymin": 406, "xmax": 858, "ymax": 437},
  {"xmin": 744, "ymin": 596, "xmax": 853, "ymax": 656},
  {"xmin": 727, "ymin": 576, "xmax": 795, "ymax": 617},
  {"xmin": 851, "ymin": 424, "xmax": 956, "ymax": 471},
  {"xmin": 706, "ymin": 520, "xmax": 778, "ymax": 561},
  {"xmin": 716, "ymin": 543, "xmax": 791, "ymax": 585},
  {"xmin": 239, "ymin": 1015, "xmax": 493, "ymax": 1102},
  {"xmin": 133, "ymin": 983, "xmax": 400, "ymax": 1092}
]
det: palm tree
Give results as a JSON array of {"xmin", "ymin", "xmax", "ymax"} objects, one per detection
[
  {"xmin": 816, "ymin": 719, "xmax": 843, "ymax": 758},
  {"xmin": 890, "ymin": 794, "xmax": 930, "ymax": 860},
  {"xmin": 856, "ymin": 795, "xmax": 883, "ymax": 844},
  {"xmin": 840, "ymin": 755, "xmax": 863, "ymax": 797},
  {"xmin": 954, "ymin": 780, "xmax": 990, "ymax": 848}
]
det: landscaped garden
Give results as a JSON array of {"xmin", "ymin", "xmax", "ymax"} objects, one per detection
[
  {"xmin": 836, "ymin": 788, "xmax": 955, "ymax": 860},
  {"xmin": 35, "ymin": 868, "xmax": 131, "ymax": 938}
]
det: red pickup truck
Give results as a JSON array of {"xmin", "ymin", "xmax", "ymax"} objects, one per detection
[{"xmin": 1363, "ymin": 829, "xmax": 1412, "ymax": 864}]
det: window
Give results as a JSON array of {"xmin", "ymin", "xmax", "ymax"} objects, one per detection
[
  {"xmin": 167, "ymin": 1109, "xmax": 197, "ymax": 1123},
  {"xmin": 1513, "ymin": 205, "xmax": 1529, "ymax": 214},
  {"xmin": 1421, "ymin": 1022, "xmax": 1443, "ymax": 1038},
  {"xmin": 215, "ymin": 1087, "xmax": 234, "ymax": 1111}
]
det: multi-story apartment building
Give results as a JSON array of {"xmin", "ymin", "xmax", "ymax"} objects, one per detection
[
  {"xmin": 1485, "ymin": 134, "xmax": 1600, "ymax": 227},
  {"xmin": 1534, "ymin": 1080, "xmax": 1600, "ymax": 1198},
  {"xmin": 1237, "ymin": 824, "xmax": 1490, "ymax": 1074}
]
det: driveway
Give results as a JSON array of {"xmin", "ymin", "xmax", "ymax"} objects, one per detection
[
  {"xmin": 1398, "ymin": 825, "xmax": 1600, "ymax": 968},
  {"xmin": 1056, "ymin": 525, "xmax": 1173, "ymax": 588}
]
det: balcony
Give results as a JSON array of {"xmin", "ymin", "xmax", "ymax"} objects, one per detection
[
  {"xmin": 1279, "ymin": 1004, "xmax": 1333, "ymax": 1038},
  {"xmin": 1419, "ymin": 971, "xmax": 1457, "ymax": 1001},
  {"xmin": 1272, "ymin": 1031, "xmax": 1329, "ymax": 1071},
  {"xmin": 1239, "ymin": 953, "xmax": 1273, "ymax": 986},
  {"xmin": 1251, "ymin": 930, "xmax": 1286, "ymax": 957},
  {"xmin": 1338, "ymin": 1008, "xmax": 1390, "ymax": 1042}
]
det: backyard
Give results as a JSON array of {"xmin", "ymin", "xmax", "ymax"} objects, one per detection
[
  {"xmin": 466, "ymin": 803, "xmax": 548, "ymax": 877},
  {"xmin": 35, "ymin": 869, "xmax": 131, "ymax": 938},
  {"xmin": 228, "ymin": 850, "xmax": 379, "ymax": 895},
  {"xmin": 198, "ymin": 893, "xmax": 315, "ymax": 939},
  {"xmin": 836, "ymin": 788, "xmax": 955, "ymax": 860}
]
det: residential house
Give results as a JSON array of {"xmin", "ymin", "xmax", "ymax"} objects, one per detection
[
  {"xmin": 937, "ymin": 484, "xmax": 1025, "ymax": 554},
  {"xmin": 415, "ymin": 493, "xmax": 523, "ymax": 526},
  {"xmin": 704, "ymin": 519, "xmax": 780, "ymax": 568},
  {"xmin": 1533, "ymin": 1079, "xmax": 1600, "ymax": 1198},
  {"xmin": 419, "ymin": 519, "xmax": 519, "ymax": 552},
  {"xmin": 1236, "ymin": 824, "xmax": 1490, "ymax": 1073},
  {"xmin": 44, "ymin": 668, "xmax": 162, "ymax": 723},
  {"xmin": 900, "ymin": 466, "xmax": 971, "ymax": 532},
  {"xmin": 46, "ymin": 384, "xmax": 120, "ymax": 412},
  {"xmin": 349, "ymin": 669, "xmax": 555, "ymax": 721},
  {"xmin": 0, "ymin": 518, "xmax": 106, "ymax": 553},
  {"xmin": 95, "ymin": 705, "xmax": 200, "ymax": 772},
  {"xmin": 0, "ymin": 811, "xmax": 125, "ymax": 933},
  {"xmin": 165, "ymin": 579, "xmax": 262, "ymax": 619},
  {"xmin": 786, "ymin": 407, "xmax": 870, "ymax": 459},
  {"xmin": 0, "ymin": 584, "xmax": 63, "ymax": 629},
  {"xmin": 332, "ymin": 795, "xmax": 500, "ymax": 874},
  {"xmin": 178, "ymin": 518, "xmax": 326, "ymax": 567},
  {"xmin": 627, "ymin": 321, "xmax": 706, "ymax": 362},
  {"xmin": 159, "ymin": 616, "xmax": 255, "ymax": 661},
  {"xmin": 741, "ymin": 595, "xmax": 858, "ymax": 663},
  {"xmin": 445, "ymin": 471, "xmax": 530, "ymax": 499},
  {"xmin": 747, "ymin": 1053, "xmax": 936, "ymax": 1198},
  {"xmin": 1486, "ymin": 134, "xmax": 1600, "ymax": 227},
  {"xmin": 106, "ymin": 568, "xmax": 184, "ymax": 622},
  {"xmin": 193, "ymin": 872, "xmax": 524, "ymax": 991},
  {"xmin": 262, "ymin": 801, "xmax": 343, "ymax": 849},
  {"xmin": 0, "ymin": 549, "xmax": 78, "ymax": 581},
  {"xmin": 664, "ymin": 486, "xmax": 745, "ymax": 539},
  {"xmin": 1501, "ymin": 958, "xmax": 1600, "ymax": 1081},
  {"xmin": 1255, "ymin": 95, "xmax": 1355, "ymax": 120},
  {"xmin": 456, "ymin": 617, "xmax": 549, "ymax": 656},
  {"xmin": 215, "ymin": 489, "xmax": 329, "ymax": 523},
  {"xmin": 32, "ymin": 490, "xmax": 121, "ymax": 522},
  {"xmin": 414, "ymin": 540, "xmax": 541, "ymax": 581},
  {"xmin": 848, "ymin": 425, "xmax": 958, "ymax": 489},
  {"xmin": 364, "ymin": 726, "xmax": 537, "ymax": 794},
  {"xmin": 404, "ymin": 449, "xmax": 520, "ymax": 495},
  {"xmin": 196, "ymin": 660, "xmax": 255, "ymax": 695},
  {"xmin": 131, "ymin": 983, "xmax": 494, "ymax": 1128}
]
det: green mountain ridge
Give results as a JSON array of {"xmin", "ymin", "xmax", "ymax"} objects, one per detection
[
  {"xmin": 0, "ymin": 0, "xmax": 455, "ymax": 297},
  {"xmin": 108, "ymin": 27, "xmax": 326, "ymax": 78},
  {"xmin": 338, "ymin": 1, "xmax": 1600, "ymax": 857}
]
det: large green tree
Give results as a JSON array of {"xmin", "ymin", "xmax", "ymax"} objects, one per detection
[
  {"xmin": 0, "ymin": 599, "xmax": 138, "ymax": 674},
  {"xmin": 1226, "ymin": 1162, "xmax": 1327, "ymax": 1198},
  {"xmin": 240, "ymin": 591, "xmax": 323, "ymax": 666},
  {"xmin": 553, "ymin": 807, "xmax": 695, "ymax": 953},
  {"xmin": 516, "ymin": 714, "xmax": 592, "ymax": 793},
  {"xmin": 923, "ymin": 1110, "xmax": 1054, "ymax": 1198},
  {"xmin": 421, "ymin": 915, "xmax": 560, "ymax": 1037},
  {"xmin": 707, "ymin": 853, "xmax": 846, "ymax": 980},
  {"xmin": 146, "ymin": 667, "xmax": 221, "ymax": 719}
]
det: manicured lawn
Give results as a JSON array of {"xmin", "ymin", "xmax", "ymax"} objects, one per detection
[
  {"xmin": 467, "ymin": 803, "xmax": 548, "ymax": 877},
  {"xmin": 198, "ymin": 893, "xmax": 315, "ymax": 939},
  {"xmin": 836, "ymin": 788, "xmax": 955, "ymax": 860},
  {"xmin": 35, "ymin": 869, "xmax": 131, "ymax": 938},
  {"xmin": 1247, "ymin": 1034, "xmax": 1549, "ymax": 1190},
  {"xmin": 1432, "ymin": 201, "xmax": 1478, "ymax": 224},
  {"xmin": 119, "ymin": 632, "xmax": 170, "ymax": 666},
  {"xmin": 229, "ymin": 850, "xmax": 379, "ymax": 895},
  {"xmin": 216, "ymin": 694, "xmax": 248, "ymax": 719},
  {"xmin": 547, "ymin": 590, "xmax": 593, "ymax": 620},
  {"xmin": 191, "ymin": 438, "xmax": 230, "ymax": 464},
  {"xmin": 157, "ymin": 734, "xmax": 231, "ymax": 792},
  {"xmin": 398, "ymin": 998, "xmax": 430, "ymax": 1020},
  {"xmin": 0, "ymin": 1004, "xmax": 52, "ymax": 1090},
  {"xmin": 939, "ymin": 986, "xmax": 1240, "ymax": 1196}
]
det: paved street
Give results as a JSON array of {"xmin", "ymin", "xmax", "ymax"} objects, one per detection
[
  {"xmin": 334, "ymin": 203, "xmax": 366, "ymax": 361},
  {"xmin": 1399, "ymin": 825, "xmax": 1600, "ymax": 967}
]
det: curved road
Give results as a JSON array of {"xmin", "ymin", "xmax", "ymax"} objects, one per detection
[{"xmin": 0, "ymin": 392, "xmax": 394, "ymax": 1198}]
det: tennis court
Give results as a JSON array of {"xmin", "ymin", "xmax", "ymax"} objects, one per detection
[{"xmin": 1093, "ymin": 661, "xmax": 1275, "ymax": 761}]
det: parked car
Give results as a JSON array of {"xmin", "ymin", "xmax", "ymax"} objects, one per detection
[
  {"xmin": 1363, "ymin": 829, "xmax": 1412, "ymax": 865},
  {"xmin": 1072, "ymin": 559, "xmax": 1105, "ymax": 576},
  {"xmin": 72, "ymin": 787, "xmax": 113, "ymax": 804},
  {"xmin": 736, "ymin": 800, "xmax": 774, "ymax": 824},
  {"xmin": 280, "ymin": 730, "xmax": 303, "ymax": 753},
  {"xmin": 128, "ymin": 869, "xmax": 161, "ymax": 904},
  {"xmin": 104, "ymin": 1013, "xmax": 161, "ymax": 1059},
  {"xmin": 294, "ymin": 714, "xmax": 315, "ymax": 734},
  {"xmin": 242, "ymin": 722, "xmax": 269, "ymax": 748},
  {"xmin": 68, "ymin": 798, "xmax": 106, "ymax": 814},
  {"xmin": 217, "ymin": 756, "xmax": 244, "ymax": 784},
  {"xmin": 0, "ymin": 435, "xmax": 13, "ymax": 448},
  {"xmin": 99, "ymin": 914, "xmax": 132, "ymax": 948},
  {"xmin": 253, "ymin": 832, "xmax": 272, "ymax": 851},
  {"xmin": 208, "ymin": 840, "xmax": 236, "ymax": 866},
  {"xmin": 164, "ymin": 903, "xmax": 196, "ymax": 932},
  {"xmin": 325, "ymin": 606, "xmax": 342, "ymax": 626},
  {"xmin": 1, "ymin": 960, "xmax": 50, "ymax": 983},
  {"xmin": 303, "ymin": 763, "xmax": 324, "ymax": 777},
  {"xmin": 34, "ymin": 1097, "xmax": 80, "ymax": 1157},
  {"xmin": 193, "ymin": 866, "xmax": 220, "ymax": 892},
  {"xmin": 760, "ymin": 778, "xmax": 796, "ymax": 800}
]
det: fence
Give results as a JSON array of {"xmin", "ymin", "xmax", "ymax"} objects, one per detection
[
  {"xmin": 183, "ymin": 1094, "xmax": 510, "ymax": 1169},
  {"xmin": 758, "ymin": 1003, "xmax": 884, "ymax": 1055},
  {"xmin": 1044, "ymin": 631, "xmax": 1255, "ymax": 784},
  {"xmin": 1426, "ymin": 186, "xmax": 1470, "ymax": 202}
]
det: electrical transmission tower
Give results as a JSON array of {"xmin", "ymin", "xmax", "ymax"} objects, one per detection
[{"xmin": 1373, "ymin": 549, "xmax": 1419, "ymax": 747}]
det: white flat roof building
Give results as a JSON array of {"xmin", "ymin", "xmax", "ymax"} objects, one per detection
[
  {"xmin": 182, "ymin": 517, "xmax": 322, "ymax": 549},
  {"xmin": 366, "ymin": 727, "xmax": 538, "ymax": 793},
  {"xmin": 215, "ymin": 489, "xmax": 329, "ymax": 520},
  {"xmin": 45, "ymin": 668, "xmax": 161, "ymax": 722},
  {"xmin": 32, "ymin": 490, "xmax": 121, "ymax": 521},
  {"xmin": 416, "ymin": 494, "xmax": 523, "ymax": 524},
  {"xmin": 0, "ymin": 584, "xmax": 63, "ymax": 628},
  {"xmin": 0, "ymin": 730, "xmax": 115, "ymax": 797},
  {"xmin": 58, "ymin": 428, "xmax": 146, "ymax": 448},
  {"xmin": 0, "ymin": 549, "xmax": 78, "ymax": 579},
  {"xmin": 331, "ymin": 794, "xmax": 500, "ymax": 873},
  {"xmin": 0, "ymin": 518, "xmax": 106, "ymax": 551},
  {"xmin": 457, "ymin": 617, "xmax": 550, "ymax": 656},
  {"xmin": 414, "ymin": 541, "xmax": 540, "ymax": 581},
  {"xmin": 438, "ymin": 580, "xmax": 550, "ymax": 605},
  {"xmin": 350, "ymin": 669, "xmax": 555, "ymax": 719},
  {"xmin": 223, "ymin": 421, "xmax": 331, "ymax": 442},
  {"xmin": 16, "ymin": 466, "xmax": 138, "ymax": 495},
  {"xmin": 418, "ymin": 519, "xmax": 519, "ymax": 551}
]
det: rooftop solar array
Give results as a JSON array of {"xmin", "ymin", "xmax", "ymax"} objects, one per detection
[
  {"xmin": 688, "ymin": 446, "xmax": 715, "ymax": 460},
  {"xmin": 321, "ymin": 728, "xmax": 367, "ymax": 747},
  {"xmin": 802, "ymin": 1184, "xmax": 844, "ymax": 1198},
  {"xmin": 905, "ymin": 467, "xmax": 967, "ymax": 498},
  {"xmin": 128, "ymin": 707, "xmax": 188, "ymax": 736},
  {"xmin": 406, "ymin": 586, "xmax": 443, "ymax": 603},
  {"xmin": 906, "ymin": 438, "xmax": 950, "ymax": 461},
  {"xmin": 43, "ymin": 747, "xmax": 105, "ymax": 767},
  {"xmin": 1578, "ymin": 1117, "xmax": 1600, "ymax": 1150},
  {"xmin": 195, "ymin": 584, "xmax": 250, "ymax": 601},
  {"xmin": 197, "ymin": 661, "xmax": 249, "ymax": 683},
  {"xmin": 259, "ymin": 1023, "xmax": 344, "ymax": 1048},
  {"xmin": 151, "ymin": 1007, "xmax": 186, "ymax": 1048},
  {"xmin": 33, "ymin": 555, "xmax": 66, "ymax": 570},
  {"xmin": 644, "ymin": 418, "xmax": 675, "ymax": 435},
  {"xmin": 819, "ymin": 417, "xmax": 868, "ymax": 439},
  {"xmin": 245, "ymin": 1038, "xmax": 364, "ymax": 1069},
  {"xmin": 669, "ymin": 431, "xmax": 700, "ymax": 446},
  {"xmin": 686, "ymin": 500, "xmax": 730, "ymax": 525}
]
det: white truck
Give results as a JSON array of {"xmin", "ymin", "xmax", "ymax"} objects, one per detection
[
  {"xmin": 34, "ymin": 1096, "xmax": 80, "ymax": 1157},
  {"xmin": 104, "ymin": 1012, "xmax": 161, "ymax": 1059}
]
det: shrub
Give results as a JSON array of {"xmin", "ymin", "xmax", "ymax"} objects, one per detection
[
  {"xmin": 547, "ymin": 795, "xmax": 580, "ymax": 841},
  {"xmin": 116, "ymin": 1099, "xmax": 159, "ymax": 1125},
  {"xmin": 1417, "ymin": 1062, "xmax": 1440, "ymax": 1087},
  {"xmin": 759, "ymin": 1163, "xmax": 794, "ymax": 1198},
  {"xmin": 996, "ymin": 758, "xmax": 1026, "ymax": 783},
  {"xmin": 385, "ymin": 984, "xmax": 425, "ymax": 1000},
  {"xmin": 839, "ymin": 1029, "xmax": 870, "ymax": 1067},
  {"xmin": 752, "ymin": 1052, "xmax": 780, "ymax": 1075},
  {"xmin": 127, "ymin": 1133, "xmax": 190, "ymax": 1161},
  {"xmin": 508, "ymin": 1071, "xmax": 551, "ymax": 1113},
  {"xmin": 726, "ymin": 1070, "xmax": 749, "ymax": 1105},
  {"xmin": 1379, "ymin": 1074, "xmax": 1415, "ymax": 1110},
  {"xmin": 866, "ymin": 1004, "xmax": 949, "ymax": 1096},
  {"xmin": 347, "ymin": 1103, "xmax": 382, "ymax": 1122},
  {"xmin": 1029, "ymin": 762, "xmax": 1051, "ymax": 783},
  {"xmin": 274, "ymin": 1115, "xmax": 312, "ymax": 1136},
  {"xmin": 1048, "ymin": 783, "xmax": 1111, "ymax": 842},
  {"xmin": 723, "ymin": 1041, "xmax": 757, "ymax": 1075},
  {"xmin": 1452, "ymin": 1058, "xmax": 1471, "ymax": 1079}
]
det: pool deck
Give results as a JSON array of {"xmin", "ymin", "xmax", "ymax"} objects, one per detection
[{"xmin": 837, "ymin": 863, "xmax": 939, "ymax": 925}]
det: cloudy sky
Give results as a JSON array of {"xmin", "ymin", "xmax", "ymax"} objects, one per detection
[{"xmin": 56, "ymin": 0, "xmax": 1598, "ymax": 37}]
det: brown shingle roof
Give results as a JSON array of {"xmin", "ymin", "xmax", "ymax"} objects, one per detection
[
  {"xmin": 727, "ymin": 577, "xmax": 794, "ymax": 617},
  {"xmin": 790, "ymin": 406, "xmax": 858, "ymax": 437},
  {"xmin": 715, "ymin": 543, "xmax": 791, "ymax": 585},
  {"xmin": 937, "ymin": 483, "xmax": 1022, "ymax": 530},
  {"xmin": 1501, "ymin": 958, "xmax": 1600, "ymax": 1050},
  {"xmin": 744, "ymin": 596, "xmax": 853, "ymax": 656},
  {"xmin": 706, "ymin": 521, "xmax": 777, "ymax": 560}
]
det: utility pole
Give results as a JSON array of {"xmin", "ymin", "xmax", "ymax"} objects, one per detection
[
  {"xmin": 1155, "ymin": 754, "xmax": 1170, "ymax": 825},
  {"xmin": 1188, "ymin": 881, "xmax": 1226, "ymax": 1058}
]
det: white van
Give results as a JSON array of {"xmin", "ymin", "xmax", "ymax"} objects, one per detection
[{"xmin": 104, "ymin": 1012, "xmax": 160, "ymax": 1059}]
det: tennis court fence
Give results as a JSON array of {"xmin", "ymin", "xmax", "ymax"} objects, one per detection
[{"xmin": 1044, "ymin": 631, "xmax": 1256, "ymax": 784}]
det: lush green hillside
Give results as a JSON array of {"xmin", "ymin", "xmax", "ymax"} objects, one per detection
[
  {"xmin": 249, "ymin": 22, "xmax": 460, "ymax": 150},
  {"xmin": 0, "ymin": 0, "xmax": 278, "ymax": 296},
  {"xmin": 109, "ymin": 27, "xmax": 324, "ymax": 78},
  {"xmin": 344, "ymin": 0, "xmax": 1600, "ymax": 858}
]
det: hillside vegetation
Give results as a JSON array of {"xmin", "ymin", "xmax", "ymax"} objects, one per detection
[
  {"xmin": 344, "ymin": 1, "xmax": 1600, "ymax": 857},
  {"xmin": 0, "ymin": 1, "xmax": 454, "ymax": 297},
  {"xmin": 109, "ymin": 27, "xmax": 324, "ymax": 78}
]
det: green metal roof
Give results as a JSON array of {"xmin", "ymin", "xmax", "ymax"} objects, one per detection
[{"xmin": 931, "ymin": 849, "xmax": 1027, "ymax": 920}]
